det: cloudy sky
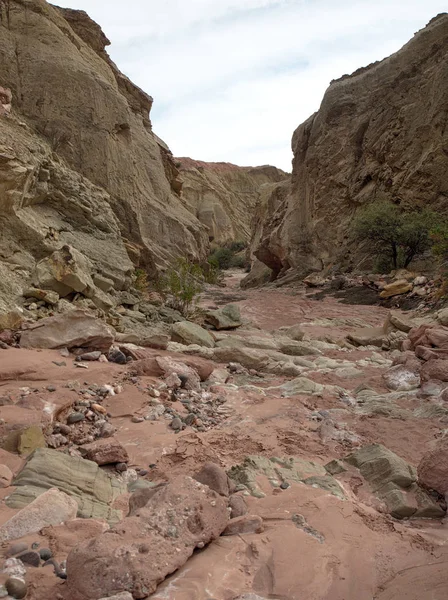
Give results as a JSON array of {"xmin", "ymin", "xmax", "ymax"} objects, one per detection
[{"xmin": 54, "ymin": 0, "xmax": 446, "ymax": 170}]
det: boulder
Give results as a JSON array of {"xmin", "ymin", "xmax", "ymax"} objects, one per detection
[
  {"xmin": 346, "ymin": 444, "xmax": 416, "ymax": 492},
  {"xmin": 389, "ymin": 311, "xmax": 414, "ymax": 333},
  {"xmin": 80, "ymin": 440, "xmax": 129, "ymax": 466},
  {"xmin": 0, "ymin": 488, "xmax": 78, "ymax": 541},
  {"xmin": 420, "ymin": 359, "xmax": 448, "ymax": 382},
  {"xmin": 437, "ymin": 307, "xmax": 448, "ymax": 326},
  {"xmin": 379, "ymin": 280, "xmax": 413, "ymax": 298},
  {"xmin": 33, "ymin": 245, "xmax": 113, "ymax": 311},
  {"xmin": 418, "ymin": 439, "xmax": 448, "ymax": 495},
  {"xmin": 277, "ymin": 324, "xmax": 305, "ymax": 341},
  {"xmin": 65, "ymin": 476, "xmax": 229, "ymax": 600},
  {"xmin": 20, "ymin": 309, "xmax": 114, "ymax": 351},
  {"xmin": 193, "ymin": 462, "xmax": 232, "ymax": 497},
  {"xmin": 205, "ymin": 304, "xmax": 242, "ymax": 330},
  {"xmin": 23, "ymin": 287, "xmax": 59, "ymax": 305},
  {"xmin": 6, "ymin": 448, "xmax": 125, "ymax": 523},
  {"xmin": 382, "ymin": 364, "xmax": 421, "ymax": 391},
  {"xmin": 155, "ymin": 356, "xmax": 201, "ymax": 391},
  {"xmin": 34, "ymin": 245, "xmax": 93, "ymax": 296},
  {"xmin": 228, "ymin": 494, "xmax": 248, "ymax": 518},
  {"xmin": 347, "ymin": 327, "xmax": 385, "ymax": 347},
  {"xmin": 171, "ymin": 321, "xmax": 215, "ymax": 348}
]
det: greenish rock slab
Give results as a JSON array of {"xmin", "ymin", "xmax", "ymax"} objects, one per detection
[
  {"xmin": 228, "ymin": 455, "xmax": 344, "ymax": 499},
  {"xmin": 345, "ymin": 444, "xmax": 416, "ymax": 492},
  {"xmin": 6, "ymin": 448, "xmax": 125, "ymax": 524},
  {"xmin": 325, "ymin": 459, "xmax": 347, "ymax": 476},
  {"xmin": 303, "ymin": 476, "xmax": 345, "ymax": 500}
]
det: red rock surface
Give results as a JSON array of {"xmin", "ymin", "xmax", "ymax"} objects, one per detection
[{"xmin": 65, "ymin": 476, "xmax": 229, "ymax": 600}]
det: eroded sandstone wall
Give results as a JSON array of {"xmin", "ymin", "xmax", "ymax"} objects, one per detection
[
  {"xmin": 0, "ymin": 0, "xmax": 208, "ymax": 286},
  {"xmin": 252, "ymin": 14, "xmax": 448, "ymax": 278},
  {"xmin": 177, "ymin": 158, "xmax": 288, "ymax": 245}
]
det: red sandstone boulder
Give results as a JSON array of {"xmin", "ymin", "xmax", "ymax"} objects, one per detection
[
  {"xmin": 193, "ymin": 462, "xmax": 233, "ymax": 497},
  {"xmin": 418, "ymin": 439, "xmax": 448, "ymax": 496},
  {"xmin": 66, "ymin": 476, "xmax": 229, "ymax": 599},
  {"xmin": 80, "ymin": 439, "xmax": 129, "ymax": 465},
  {"xmin": 420, "ymin": 359, "xmax": 448, "ymax": 382}
]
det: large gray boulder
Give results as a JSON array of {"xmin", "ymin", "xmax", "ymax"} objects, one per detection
[
  {"xmin": 205, "ymin": 304, "xmax": 242, "ymax": 330},
  {"xmin": 171, "ymin": 320, "xmax": 215, "ymax": 348},
  {"xmin": 19, "ymin": 309, "xmax": 114, "ymax": 351}
]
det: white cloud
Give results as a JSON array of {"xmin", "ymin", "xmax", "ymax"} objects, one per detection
[{"xmin": 54, "ymin": 0, "xmax": 447, "ymax": 169}]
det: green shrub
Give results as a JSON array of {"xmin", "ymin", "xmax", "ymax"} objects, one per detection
[
  {"xmin": 208, "ymin": 247, "xmax": 234, "ymax": 270},
  {"xmin": 157, "ymin": 258, "xmax": 204, "ymax": 317},
  {"xmin": 230, "ymin": 254, "xmax": 249, "ymax": 269},
  {"xmin": 208, "ymin": 241, "xmax": 249, "ymax": 270},
  {"xmin": 352, "ymin": 202, "xmax": 438, "ymax": 270},
  {"xmin": 227, "ymin": 240, "xmax": 247, "ymax": 253}
]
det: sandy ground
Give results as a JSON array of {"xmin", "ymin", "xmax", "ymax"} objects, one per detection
[{"xmin": 1, "ymin": 272, "xmax": 448, "ymax": 600}]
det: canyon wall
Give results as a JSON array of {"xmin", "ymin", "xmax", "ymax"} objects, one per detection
[
  {"xmin": 251, "ymin": 13, "xmax": 448, "ymax": 279},
  {"xmin": 0, "ymin": 0, "xmax": 208, "ymax": 309},
  {"xmin": 177, "ymin": 158, "xmax": 288, "ymax": 245}
]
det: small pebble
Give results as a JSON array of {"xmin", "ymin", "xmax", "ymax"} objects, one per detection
[
  {"xmin": 184, "ymin": 413, "xmax": 196, "ymax": 426},
  {"xmin": 170, "ymin": 417, "xmax": 182, "ymax": 431},
  {"xmin": 116, "ymin": 462, "xmax": 127, "ymax": 473},
  {"xmin": 67, "ymin": 412, "xmax": 85, "ymax": 424},
  {"xmin": 138, "ymin": 469, "xmax": 148, "ymax": 476},
  {"xmin": 47, "ymin": 385, "xmax": 56, "ymax": 392},
  {"xmin": 52, "ymin": 361, "xmax": 66, "ymax": 367},
  {"xmin": 39, "ymin": 548, "xmax": 52, "ymax": 561},
  {"xmin": 280, "ymin": 482, "xmax": 290, "ymax": 490},
  {"xmin": 74, "ymin": 362, "xmax": 88, "ymax": 369},
  {"xmin": 131, "ymin": 416, "xmax": 144, "ymax": 423},
  {"xmin": 6, "ymin": 577, "xmax": 27, "ymax": 599}
]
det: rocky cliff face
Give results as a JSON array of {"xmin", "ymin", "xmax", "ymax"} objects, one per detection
[
  {"xmin": 177, "ymin": 158, "xmax": 288, "ymax": 245},
  {"xmin": 0, "ymin": 0, "xmax": 209, "ymax": 317},
  {"xmin": 251, "ymin": 14, "xmax": 448, "ymax": 280}
]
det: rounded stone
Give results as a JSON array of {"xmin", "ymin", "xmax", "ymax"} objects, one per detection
[
  {"xmin": 108, "ymin": 349, "xmax": 127, "ymax": 364},
  {"xmin": 116, "ymin": 462, "xmax": 127, "ymax": 473},
  {"xmin": 16, "ymin": 550, "xmax": 41, "ymax": 567},
  {"xmin": 67, "ymin": 412, "xmax": 85, "ymax": 424},
  {"xmin": 39, "ymin": 548, "xmax": 52, "ymax": 561},
  {"xmin": 184, "ymin": 413, "xmax": 196, "ymax": 426},
  {"xmin": 280, "ymin": 482, "xmax": 290, "ymax": 489},
  {"xmin": 170, "ymin": 417, "xmax": 182, "ymax": 431},
  {"xmin": 6, "ymin": 577, "xmax": 27, "ymax": 599}
]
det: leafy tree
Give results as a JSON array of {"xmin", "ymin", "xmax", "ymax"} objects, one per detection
[{"xmin": 352, "ymin": 202, "xmax": 438, "ymax": 270}]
